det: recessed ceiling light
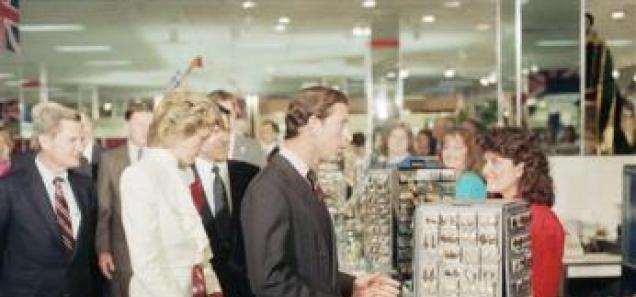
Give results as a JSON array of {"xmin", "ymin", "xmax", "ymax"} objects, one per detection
[
  {"xmin": 421, "ymin": 15, "xmax": 436, "ymax": 23},
  {"xmin": 362, "ymin": 0, "xmax": 376, "ymax": 8},
  {"xmin": 386, "ymin": 72, "xmax": 397, "ymax": 79},
  {"xmin": 632, "ymin": 74, "xmax": 636, "ymax": 82},
  {"xmin": 20, "ymin": 24, "xmax": 85, "ymax": 32},
  {"xmin": 487, "ymin": 72, "xmax": 497, "ymax": 84},
  {"xmin": 530, "ymin": 65, "xmax": 540, "ymax": 73},
  {"xmin": 444, "ymin": 68, "xmax": 456, "ymax": 78},
  {"xmin": 274, "ymin": 24, "xmax": 286, "ymax": 32},
  {"xmin": 86, "ymin": 60, "xmax": 132, "ymax": 66},
  {"xmin": 278, "ymin": 17, "xmax": 291, "ymax": 24},
  {"xmin": 480, "ymin": 77, "xmax": 489, "ymax": 86},
  {"xmin": 611, "ymin": 10, "xmax": 626, "ymax": 20},
  {"xmin": 103, "ymin": 102, "xmax": 113, "ymax": 111},
  {"xmin": 443, "ymin": 1, "xmax": 461, "ymax": 8},
  {"xmin": 475, "ymin": 23, "xmax": 491, "ymax": 31},
  {"xmin": 0, "ymin": 73, "xmax": 14, "ymax": 80},
  {"xmin": 352, "ymin": 26, "xmax": 371, "ymax": 37},
  {"xmin": 242, "ymin": 1, "xmax": 256, "ymax": 9},
  {"xmin": 400, "ymin": 69, "xmax": 410, "ymax": 79},
  {"xmin": 55, "ymin": 45, "xmax": 112, "ymax": 52},
  {"xmin": 535, "ymin": 39, "xmax": 577, "ymax": 47},
  {"xmin": 612, "ymin": 70, "xmax": 620, "ymax": 79}
]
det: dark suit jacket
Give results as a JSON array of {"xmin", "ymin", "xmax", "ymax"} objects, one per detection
[
  {"xmin": 241, "ymin": 155, "xmax": 354, "ymax": 297},
  {"xmin": 193, "ymin": 160, "xmax": 259, "ymax": 297},
  {"xmin": 0, "ymin": 160, "xmax": 99, "ymax": 297}
]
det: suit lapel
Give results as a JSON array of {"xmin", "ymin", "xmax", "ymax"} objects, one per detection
[
  {"xmin": 24, "ymin": 163, "xmax": 61, "ymax": 241},
  {"xmin": 272, "ymin": 156, "xmax": 332, "ymax": 251},
  {"xmin": 67, "ymin": 172, "xmax": 89, "ymax": 261}
]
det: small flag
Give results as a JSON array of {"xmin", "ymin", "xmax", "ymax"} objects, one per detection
[{"xmin": 0, "ymin": 0, "xmax": 20, "ymax": 53}]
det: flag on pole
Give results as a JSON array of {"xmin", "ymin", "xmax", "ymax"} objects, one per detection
[{"xmin": 0, "ymin": 0, "xmax": 20, "ymax": 53}]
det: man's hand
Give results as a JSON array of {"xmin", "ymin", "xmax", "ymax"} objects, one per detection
[
  {"xmin": 98, "ymin": 252, "xmax": 116, "ymax": 279},
  {"xmin": 351, "ymin": 273, "xmax": 400, "ymax": 297}
]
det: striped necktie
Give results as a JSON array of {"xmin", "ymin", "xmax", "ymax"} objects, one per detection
[{"xmin": 53, "ymin": 177, "xmax": 75, "ymax": 257}]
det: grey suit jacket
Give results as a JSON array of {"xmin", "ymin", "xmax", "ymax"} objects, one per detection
[
  {"xmin": 95, "ymin": 146, "xmax": 131, "ymax": 271},
  {"xmin": 232, "ymin": 134, "xmax": 266, "ymax": 168}
]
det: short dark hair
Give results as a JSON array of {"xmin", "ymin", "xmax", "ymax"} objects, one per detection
[
  {"xmin": 284, "ymin": 86, "xmax": 349, "ymax": 139},
  {"xmin": 125, "ymin": 101, "xmax": 153, "ymax": 121},
  {"xmin": 479, "ymin": 127, "xmax": 555, "ymax": 206},
  {"xmin": 352, "ymin": 132, "xmax": 366, "ymax": 147},
  {"xmin": 262, "ymin": 120, "xmax": 280, "ymax": 134},
  {"xmin": 207, "ymin": 89, "xmax": 235, "ymax": 102}
]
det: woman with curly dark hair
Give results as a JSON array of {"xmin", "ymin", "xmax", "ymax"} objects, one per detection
[{"xmin": 480, "ymin": 127, "xmax": 565, "ymax": 297}]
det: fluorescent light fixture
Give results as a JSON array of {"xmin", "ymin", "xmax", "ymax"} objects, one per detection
[
  {"xmin": 103, "ymin": 102, "xmax": 113, "ymax": 111},
  {"xmin": 242, "ymin": 1, "xmax": 256, "ymax": 9},
  {"xmin": 444, "ymin": 68, "xmax": 456, "ymax": 78},
  {"xmin": 20, "ymin": 24, "xmax": 85, "ymax": 32},
  {"xmin": 487, "ymin": 72, "xmax": 497, "ymax": 84},
  {"xmin": 612, "ymin": 70, "xmax": 620, "ymax": 79},
  {"xmin": 352, "ymin": 26, "xmax": 371, "ymax": 37},
  {"xmin": 633, "ymin": 74, "xmax": 636, "ymax": 83},
  {"xmin": 386, "ymin": 72, "xmax": 397, "ymax": 79},
  {"xmin": 55, "ymin": 45, "xmax": 112, "ymax": 52},
  {"xmin": 362, "ymin": 0, "xmax": 376, "ymax": 8},
  {"xmin": 480, "ymin": 77, "xmax": 489, "ymax": 86},
  {"xmin": 421, "ymin": 15, "xmax": 436, "ymax": 23},
  {"xmin": 535, "ymin": 39, "xmax": 577, "ymax": 47},
  {"xmin": 0, "ymin": 73, "xmax": 14, "ymax": 80},
  {"xmin": 611, "ymin": 10, "xmax": 626, "ymax": 20},
  {"xmin": 274, "ymin": 24, "xmax": 286, "ymax": 32},
  {"xmin": 278, "ymin": 17, "xmax": 291, "ymax": 24},
  {"xmin": 86, "ymin": 60, "xmax": 132, "ymax": 66},
  {"xmin": 443, "ymin": 1, "xmax": 461, "ymax": 8},
  {"xmin": 607, "ymin": 39, "xmax": 633, "ymax": 47},
  {"xmin": 475, "ymin": 23, "xmax": 491, "ymax": 31}
]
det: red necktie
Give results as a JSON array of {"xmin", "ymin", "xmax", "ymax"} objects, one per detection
[
  {"xmin": 189, "ymin": 177, "xmax": 206, "ymax": 215},
  {"xmin": 53, "ymin": 177, "xmax": 75, "ymax": 257}
]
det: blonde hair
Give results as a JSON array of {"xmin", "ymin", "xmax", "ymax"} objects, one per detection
[
  {"xmin": 148, "ymin": 88, "xmax": 225, "ymax": 147},
  {"xmin": 0, "ymin": 128, "xmax": 14, "ymax": 161},
  {"xmin": 31, "ymin": 102, "xmax": 80, "ymax": 137}
]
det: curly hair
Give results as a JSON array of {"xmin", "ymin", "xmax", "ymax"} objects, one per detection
[
  {"xmin": 480, "ymin": 127, "xmax": 555, "ymax": 206},
  {"xmin": 284, "ymin": 86, "xmax": 349, "ymax": 139}
]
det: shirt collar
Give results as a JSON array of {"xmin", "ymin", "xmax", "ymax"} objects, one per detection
[
  {"xmin": 35, "ymin": 155, "xmax": 69, "ymax": 186},
  {"xmin": 195, "ymin": 157, "xmax": 227, "ymax": 173},
  {"xmin": 279, "ymin": 146, "xmax": 309, "ymax": 178}
]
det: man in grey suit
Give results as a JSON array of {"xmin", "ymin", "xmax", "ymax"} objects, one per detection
[
  {"xmin": 241, "ymin": 86, "xmax": 400, "ymax": 297},
  {"xmin": 209, "ymin": 90, "xmax": 266, "ymax": 168},
  {"xmin": 95, "ymin": 103, "xmax": 153, "ymax": 297}
]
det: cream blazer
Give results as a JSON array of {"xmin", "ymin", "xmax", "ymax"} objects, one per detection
[{"xmin": 120, "ymin": 148, "xmax": 221, "ymax": 297}]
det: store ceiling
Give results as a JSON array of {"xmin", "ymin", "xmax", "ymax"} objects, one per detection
[{"xmin": 0, "ymin": 0, "xmax": 633, "ymax": 103}]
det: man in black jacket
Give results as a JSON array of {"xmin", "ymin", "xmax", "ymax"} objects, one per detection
[{"xmin": 241, "ymin": 86, "xmax": 400, "ymax": 297}]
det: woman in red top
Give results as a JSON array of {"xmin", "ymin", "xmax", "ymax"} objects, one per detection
[{"xmin": 479, "ymin": 128, "xmax": 565, "ymax": 297}]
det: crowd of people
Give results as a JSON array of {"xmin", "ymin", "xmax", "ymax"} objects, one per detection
[{"xmin": 0, "ymin": 86, "xmax": 564, "ymax": 297}]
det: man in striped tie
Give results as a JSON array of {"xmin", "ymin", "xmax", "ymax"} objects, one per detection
[{"xmin": 0, "ymin": 102, "xmax": 99, "ymax": 297}]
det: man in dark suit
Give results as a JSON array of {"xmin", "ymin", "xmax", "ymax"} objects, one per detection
[
  {"xmin": 73, "ymin": 112, "xmax": 104, "ymax": 180},
  {"xmin": 95, "ymin": 102, "xmax": 153, "ymax": 297},
  {"xmin": 241, "ymin": 86, "xmax": 400, "ymax": 297},
  {"xmin": 0, "ymin": 102, "xmax": 99, "ymax": 297},
  {"xmin": 192, "ymin": 120, "xmax": 259, "ymax": 297}
]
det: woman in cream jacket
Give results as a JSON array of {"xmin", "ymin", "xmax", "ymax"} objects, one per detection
[{"xmin": 120, "ymin": 89, "xmax": 224, "ymax": 297}]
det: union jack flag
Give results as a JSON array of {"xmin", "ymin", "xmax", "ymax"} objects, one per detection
[{"xmin": 0, "ymin": 0, "xmax": 20, "ymax": 53}]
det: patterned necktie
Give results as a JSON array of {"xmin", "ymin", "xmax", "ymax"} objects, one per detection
[
  {"xmin": 53, "ymin": 177, "xmax": 75, "ymax": 257},
  {"xmin": 212, "ymin": 165, "xmax": 231, "ymax": 239},
  {"xmin": 191, "ymin": 264, "xmax": 206, "ymax": 297}
]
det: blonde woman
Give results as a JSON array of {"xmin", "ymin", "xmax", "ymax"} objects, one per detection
[
  {"xmin": 0, "ymin": 128, "xmax": 13, "ymax": 176},
  {"xmin": 120, "ymin": 89, "xmax": 223, "ymax": 297}
]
